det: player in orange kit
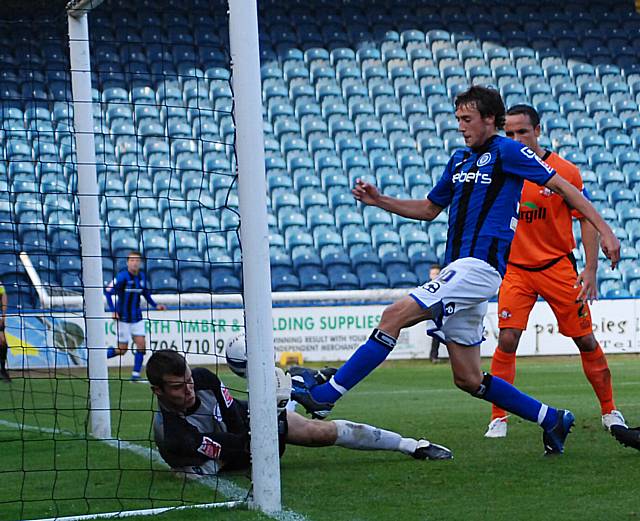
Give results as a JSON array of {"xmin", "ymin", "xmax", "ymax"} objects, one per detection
[{"xmin": 484, "ymin": 105, "xmax": 626, "ymax": 438}]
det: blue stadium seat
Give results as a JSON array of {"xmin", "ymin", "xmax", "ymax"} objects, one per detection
[
  {"xmin": 358, "ymin": 270, "xmax": 389, "ymax": 289},
  {"xmin": 328, "ymin": 270, "xmax": 359, "ymax": 290},
  {"xmin": 4, "ymin": 1, "xmax": 640, "ymax": 295},
  {"xmin": 314, "ymin": 229, "xmax": 342, "ymax": 250},
  {"xmin": 272, "ymin": 272, "xmax": 300, "ymax": 291},
  {"xmin": 300, "ymin": 271, "xmax": 330, "ymax": 290},
  {"xmin": 387, "ymin": 266, "xmax": 419, "ymax": 288}
]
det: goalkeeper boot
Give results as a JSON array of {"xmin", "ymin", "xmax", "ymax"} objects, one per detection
[
  {"xmin": 411, "ymin": 440, "xmax": 453, "ymax": 460},
  {"xmin": 610, "ymin": 425, "xmax": 640, "ymax": 451},
  {"xmin": 288, "ymin": 366, "xmax": 334, "ymax": 419},
  {"xmin": 543, "ymin": 409, "xmax": 575, "ymax": 455},
  {"xmin": 602, "ymin": 410, "xmax": 626, "ymax": 431}
]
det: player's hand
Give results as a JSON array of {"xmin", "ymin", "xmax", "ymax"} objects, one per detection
[
  {"xmin": 352, "ymin": 179, "xmax": 382, "ymax": 206},
  {"xmin": 575, "ymin": 268, "xmax": 597, "ymax": 303},
  {"xmin": 156, "ymin": 304, "xmax": 167, "ymax": 311},
  {"xmin": 112, "ymin": 312, "xmax": 119, "ymax": 320},
  {"xmin": 600, "ymin": 231, "xmax": 621, "ymax": 269}
]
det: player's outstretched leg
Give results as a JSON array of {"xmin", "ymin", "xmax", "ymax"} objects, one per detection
[
  {"xmin": 476, "ymin": 372, "xmax": 574, "ymax": 455},
  {"xmin": 286, "ymin": 413, "xmax": 453, "ymax": 460},
  {"xmin": 449, "ymin": 343, "xmax": 574, "ymax": 455},
  {"xmin": 333, "ymin": 420, "xmax": 452, "ymax": 460},
  {"xmin": 291, "ymin": 297, "xmax": 428, "ymax": 417},
  {"xmin": 288, "ymin": 366, "xmax": 337, "ymax": 418}
]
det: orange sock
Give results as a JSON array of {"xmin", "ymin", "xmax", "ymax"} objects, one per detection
[
  {"xmin": 580, "ymin": 343, "xmax": 615, "ymax": 415},
  {"xmin": 489, "ymin": 346, "xmax": 517, "ymax": 421}
]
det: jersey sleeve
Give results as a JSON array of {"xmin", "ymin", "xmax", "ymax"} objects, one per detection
[
  {"xmin": 567, "ymin": 165, "xmax": 586, "ymax": 219},
  {"xmin": 427, "ymin": 153, "xmax": 458, "ymax": 208},
  {"xmin": 501, "ymin": 141, "xmax": 556, "ymax": 186},
  {"xmin": 104, "ymin": 272, "xmax": 124, "ymax": 312}
]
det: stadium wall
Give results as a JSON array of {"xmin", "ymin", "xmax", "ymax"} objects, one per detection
[{"xmin": 5, "ymin": 297, "xmax": 639, "ymax": 369}]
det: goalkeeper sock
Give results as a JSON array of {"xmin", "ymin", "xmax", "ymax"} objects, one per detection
[
  {"xmin": 334, "ymin": 420, "xmax": 417, "ymax": 454},
  {"xmin": 107, "ymin": 347, "xmax": 117, "ymax": 358},
  {"xmin": 580, "ymin": 343, "xmax": 615, "ymax": 414},
  {"xmin": 489, "ymin": 346, "xmax": 517, "ymax": 420},
  {"xmin": 311, "ymin": 329, "xmax": 396, "ymax": 404},
  {"xmin": 133, "ymin": 351, "xmax": 145, "ymax": 375},
  {"xmin": 474, "ymin": 373, "xmax": 558, "ymax": 430}
]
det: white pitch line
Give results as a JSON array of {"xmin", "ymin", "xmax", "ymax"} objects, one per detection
[
  {"xmin": 23, "ymin": 501, "xmax": 244, "ymax": 521},
  {"xmin": 0, "ymin": 420, "xmax": 310, "ymax": 521}
]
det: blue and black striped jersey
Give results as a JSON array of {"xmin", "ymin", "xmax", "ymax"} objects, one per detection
[
  {"xmin": 428, "ymin": 135, "xmax": 556, "ymax": 276},
  {"xmin": 104, "ymin": 269, "xmax": 157, "ymax": 323}
]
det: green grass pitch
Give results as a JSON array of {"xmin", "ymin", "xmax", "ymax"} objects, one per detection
[{"xmin": 1, "ymin": 355, "xmax": 639, "ymax": 521}]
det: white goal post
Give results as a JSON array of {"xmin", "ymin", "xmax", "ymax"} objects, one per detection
[{"xmin": 65, "ymin": 0, "xmax": 282, "ymax": 514}]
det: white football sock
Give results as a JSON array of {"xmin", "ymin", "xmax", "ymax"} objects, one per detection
[{"xmin": 334, "ymin": 420, "xmax": 418, "ymax": 454}]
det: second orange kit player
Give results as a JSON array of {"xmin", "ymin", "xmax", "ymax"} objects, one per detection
[{"xmin": 484, "ymin": 105, "xmax": 626, "ymax": 438}]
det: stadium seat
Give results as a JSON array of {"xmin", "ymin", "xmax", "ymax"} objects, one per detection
[{"xmin": 1, "ymin": 0, "xmax": 639, "ymax": 299}]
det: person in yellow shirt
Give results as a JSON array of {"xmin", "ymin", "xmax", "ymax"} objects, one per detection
[{"xmin": 0, "ymin": 283, "xmax": 9, "ymax": 381}]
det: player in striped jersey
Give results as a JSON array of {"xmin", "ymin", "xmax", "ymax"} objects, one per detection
[
  {"xmin": 485, "ymin": 105, "xmax": 626, "ymax": 439},
  {"xmin": 292, "ymin": 86, "xmax": 620, "ymax": 455},
  {"xmin": 105, "ymin": 251, "xmax": 166, "ymax": 381}
]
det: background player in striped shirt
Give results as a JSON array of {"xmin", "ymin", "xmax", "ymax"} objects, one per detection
[
  {"xmin": 105, "ymin": 251, "xmax": 166, "ymax": 381},
  {"xmin": 485, "ymin": 105, "xmax": 626, "ymax": 439},
  {"xmin": 292, "ymin": 86, "xmax": 620, "ymax": 455},
  {"xmin": 0, "ymin": 282, "xmax": 9, "ymax": 382}
]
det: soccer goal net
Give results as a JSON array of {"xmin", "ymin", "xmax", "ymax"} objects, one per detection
[{"xmin": 0, "ymin": 0, "xmax": 280, "ymax": 519}]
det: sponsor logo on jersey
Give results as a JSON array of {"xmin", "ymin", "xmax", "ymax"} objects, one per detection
[
  {"xmin": 519, "ymin": 202, "xmax": 547, "ymax": 223},
  {"xmin": 499, "ymin": 308, "xmax": 512, "ymax": 319},
  {"xmin": 539, "ymin": 187, "xmax": 554, "ymax": 197},
  {"xmin": 221, "ymin": 384, "xmax": 234, "ymax": 407},
  {"xmin": 197, "ymin": 436, "xmax": 222, "ymax": 459},
  {"xmin": 520, "ymin": 146, "xmax": 554, "ymax": 174},
  {"xmin": 452, "ymin": 170, "xmax": 492, "ymax": 184},
  {"xmin": 476, "ymin": 152, "xmax": 491, "ymax": 167},
  {"xmin": 444, "ymin": 302, "xmax": 456, "ymax": 316}
]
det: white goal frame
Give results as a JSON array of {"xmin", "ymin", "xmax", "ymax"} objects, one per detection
[{"xmin": 64, "ymin": 0, "xmax": 281, "ymax": 515}]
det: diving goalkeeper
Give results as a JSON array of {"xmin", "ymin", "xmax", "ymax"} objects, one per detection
[{"xmin": 147, "ymin": 350, "xmax": 452, "ymax": 476}]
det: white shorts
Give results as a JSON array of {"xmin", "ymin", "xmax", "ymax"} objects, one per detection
[
  {"xmin": 117, "ymin": 320, "xmax": 146, "ymax": 343},
  {"xmin": 409, "ymin": 257, "xmax": 502, "ymax": 346}
]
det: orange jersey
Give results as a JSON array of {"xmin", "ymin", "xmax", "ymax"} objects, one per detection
[{"xmin": 508, "ymin": 151, "xmax": 585, "ymax": 268}]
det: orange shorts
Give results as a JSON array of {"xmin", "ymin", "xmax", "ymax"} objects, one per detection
[{"xmin": 497, "ymin": 256, "xmax": 593, "ymax": 338}]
